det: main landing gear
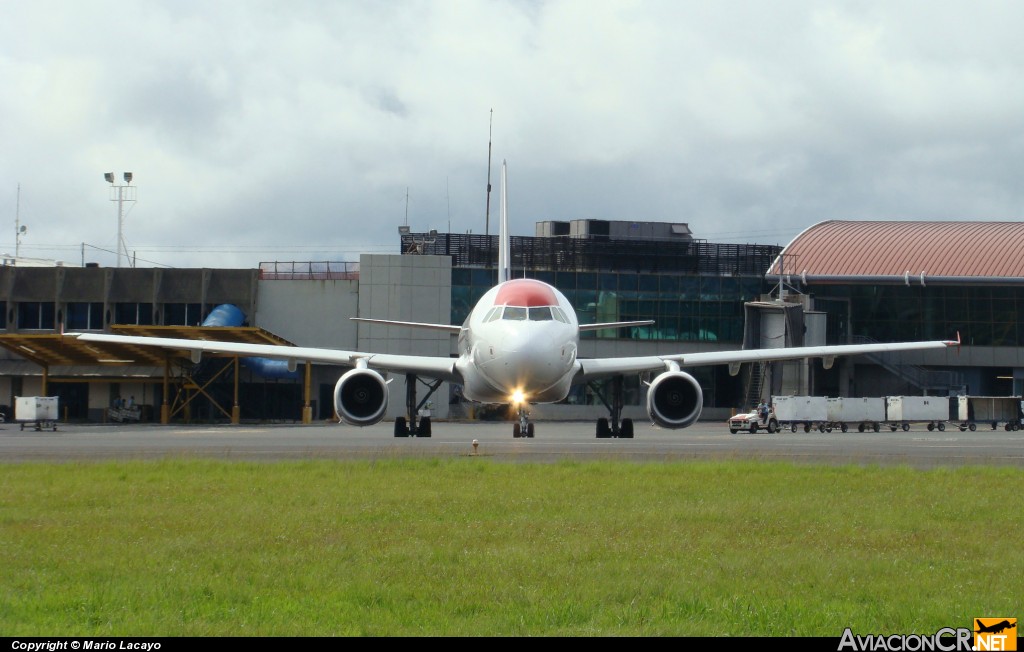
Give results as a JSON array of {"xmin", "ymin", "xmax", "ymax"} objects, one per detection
[
  {"xmin": 513, "ymin": 405, "xmax": 535, "ymax": 438},
  {"xmin": 589, "ymin": 376, "xmax": 634, "ymax": 438},
  {"xmin": 394, "ymin": 373, "xmax": 443, "ymax": 438}
]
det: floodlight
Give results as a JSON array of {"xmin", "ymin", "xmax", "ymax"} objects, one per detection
[
  {"xmin": 104, "ymin": 172, "xmax": 114, "ymax": 183},
  {"xmin": 123, "ymin": 172, "xmax": 133, "ymax": 184}
]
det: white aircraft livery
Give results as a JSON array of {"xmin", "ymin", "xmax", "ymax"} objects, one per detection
[{"xmin": 69, "ymin": 161, "xmax": 959, "ymax": 438}]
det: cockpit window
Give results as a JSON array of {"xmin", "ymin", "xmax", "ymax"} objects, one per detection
[
  {"xmin": 498, "ymin": 306, "xmax": 558, "ymax": 321},
  {"xmin": 484, "ymin": 307, "xmax": 503, "ymax": 323},
  {"xmin": 551, "ymin": 307, "xmax": 569, "ymax": 323}
]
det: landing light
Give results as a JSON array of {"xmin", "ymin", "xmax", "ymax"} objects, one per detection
[{"xmin": 510, "ymin": 390, "xmax": 526, "ymax": 405}]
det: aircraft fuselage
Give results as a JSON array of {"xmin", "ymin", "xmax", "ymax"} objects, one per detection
[{"xmin": 456, "ymin": 278, "xmax": 579, "ymax": 404}]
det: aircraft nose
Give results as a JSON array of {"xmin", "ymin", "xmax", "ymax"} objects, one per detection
[{"xmin": 489, "ymin": 329, "xmax": 568, "ymax": 388}]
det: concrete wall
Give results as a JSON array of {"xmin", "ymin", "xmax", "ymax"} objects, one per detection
[
  {"xmin": 254, "ymin": 254, "xmax": 454, "ymax": 422},
  {"xmin": 256, "ymin": 278, "xmax": 360, "ymax": 349},
  {"xmin": 357, "ymin": 254, "xmax": 453, "ymax": 419}
]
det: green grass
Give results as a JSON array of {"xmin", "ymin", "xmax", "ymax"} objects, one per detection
[{"xmin": 0, "ymin": 458, "xmax": 1020, "ymax": 636}]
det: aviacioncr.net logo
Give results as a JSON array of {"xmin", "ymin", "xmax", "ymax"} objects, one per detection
[
  {"xmin": 838, "ymin": 627, "xmax": 972, "ymax": 651},
  {"xmin": 973, "ymin": 618, "xmax": 1016, "ymax": 652}
]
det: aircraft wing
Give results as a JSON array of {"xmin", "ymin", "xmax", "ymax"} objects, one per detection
[
  {"xmin": 68, "ymin": 333, "xmax": 461, "ymax": 381},
  {"xmin": 575, "ymin": 337, "xmax": 959, "ymax": 382},
  {"xmin": 349, "ymin": 318, "xmax": 462, "ymax": 334},
  {"xmin": 578, "ymin": 320, "xmax": 655, "ymax": 332}
]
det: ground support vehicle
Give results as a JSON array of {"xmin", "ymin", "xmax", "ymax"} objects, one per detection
[
  {"xmin": 826, "ymin": 397, "xmax": 884, "ymax": 432},
  {"xmin": 774, "ymin": 395, "xmax": 828, "ymax": 432},
  {"xmin": 728, "ymin": 408, "xmax": 779, "ymax": 433},
  {"xmin": 15, "ymin": 396, "xmax": 58, "ymax": 431},
  {"xmin": 954, "ymin": 395, "xmax": 1023, "ymax": 431},
  {"xmin": 884, "ymin": 395, "xmax": 950, "ymax": 431}
]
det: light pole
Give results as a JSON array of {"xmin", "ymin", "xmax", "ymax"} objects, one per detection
[{"xmin": 104, "ymin": 172, "xmax": 136, "ymax": 267}]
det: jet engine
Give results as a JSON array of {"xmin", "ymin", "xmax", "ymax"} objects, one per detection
[
  {"xmin": 646, "ymin": 370, "xmax": 703, "ymax": 429},
  {"xmin": 334, "ymin": 368, "xmax": 389, "ymax": 426}
]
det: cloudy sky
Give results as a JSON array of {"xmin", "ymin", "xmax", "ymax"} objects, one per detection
[{"xmin": 2, "ymin": 0, "xmax": 1023, "ymax": 269}]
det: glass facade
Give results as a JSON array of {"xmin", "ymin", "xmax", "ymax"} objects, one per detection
[
  {"xmin": 817, "ymin": 285, "xmax": 1023, "ymax": 347},
  {"xmin": 451, "ymin": 268, "xmax": 766, "ymax": 343}
]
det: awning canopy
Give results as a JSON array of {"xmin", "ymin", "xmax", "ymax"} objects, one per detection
[{"xmin": 0, "ymin": 325, "xmax": 297, "ymax": 369}]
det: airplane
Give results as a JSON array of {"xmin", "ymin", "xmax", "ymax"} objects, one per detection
[
  {"xmin": 68, "ymin": 161, "xmax": 960, "ymax": 439},
  {"xmin": 975, "ymin": 619, "xmax": 1015, "ymax": 635}
]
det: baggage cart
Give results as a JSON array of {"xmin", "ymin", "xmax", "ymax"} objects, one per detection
[
  {"xmin": 15, "ymin": 396, "xmax": 59, "ymax": 431},
  {"xmin": 826, "ymin": 397, "xmax": 885, "ymax": 432},
  {"xmin": 884, "ymin": 396, "xmax": 950, "ymax": 432}
]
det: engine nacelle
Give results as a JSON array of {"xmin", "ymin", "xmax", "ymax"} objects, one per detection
[
  {"xmin": 646, "ymin": 370, "xmax": 703, "ymax": 429},
  {"xmin": 334, "ymin": 367, "xmax": 389, "ymax": 426}
]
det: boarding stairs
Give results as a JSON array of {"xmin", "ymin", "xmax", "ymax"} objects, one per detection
[
  {"xmin": 851, "ymin": 336, "xmax": 966, "ymax": 394},
  {"xmin": 743, "ymin": 361, "xmax": 766, "ymax": 410}
]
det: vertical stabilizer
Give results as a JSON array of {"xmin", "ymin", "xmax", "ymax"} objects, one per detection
[{"xmin": 498, "ymin": 160, "xmax": 511, "ymax": 283}]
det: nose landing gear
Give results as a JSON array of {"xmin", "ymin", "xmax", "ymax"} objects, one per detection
[{"xmin": 513, "ymin": 405, "xmax": 535, "ymax": 438}]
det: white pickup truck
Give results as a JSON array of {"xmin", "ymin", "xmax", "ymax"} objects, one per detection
[{"xmin": 728, "ymin": 408, "xmax": 779, "ymax": 433}]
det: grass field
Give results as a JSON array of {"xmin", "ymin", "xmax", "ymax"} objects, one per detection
[{"xmin": 1, "ymin": 458, "xmax": 1020, "ymax": 636}]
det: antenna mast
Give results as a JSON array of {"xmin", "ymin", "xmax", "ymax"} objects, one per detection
[{"xmin": 15, "ymin": 183, "xmax": 24, "ymax": 257}]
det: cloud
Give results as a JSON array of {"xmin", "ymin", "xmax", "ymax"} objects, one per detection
[{"xmin": 1, "ymin": 0, "xmax": 1023, "ymax": 268}]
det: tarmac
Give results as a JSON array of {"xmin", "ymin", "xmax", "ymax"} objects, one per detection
[{"xmin": 3, "ymin": 418, "xmax": 1024, "ymax": 468}]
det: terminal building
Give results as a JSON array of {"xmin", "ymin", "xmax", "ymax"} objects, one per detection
[{"xmin": 0, "ymin": 219, "xmax": 1012, "ymax": 425}]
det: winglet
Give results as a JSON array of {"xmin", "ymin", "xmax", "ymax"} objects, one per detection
[{"xmin": 945, "ymin": 331, "xmax": 961, "ymax": 358}]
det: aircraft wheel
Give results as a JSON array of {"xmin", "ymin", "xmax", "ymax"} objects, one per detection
[
  {"xmin": 596, "ymin": 418, "xmax": 610, "ymax": 438},
  {"xmin": 937, "ymin": 422, "xmax": 945, "ymax": 431},
  {"xmin": 527, "ymin": 423, "xmax": 535, "ymax": 438},
  {"xmin": 620, "ymin": 418, "xmax": 634, "ymax": 439},
  {"xmin": 418, "ymin": 417, "xmax": 431, "ymax": 438},
  {"xmin": 513, "ymin": 423, "xmax": 522, "ymax": 438},
  {"xmin": 394, "ymin": 417, "xmax": 409, "ymax": 438},
  {"xmin": 969, "ymin": 423, "xmax": 977, "ymax": 432},
  {"xmin": 902, "ymin": 423, "xmax": 910, "ymax": 431}
]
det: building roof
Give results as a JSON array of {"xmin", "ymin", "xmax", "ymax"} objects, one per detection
[{"xmin": 766, "ymin": 220, "xmax": 1024, "ymax": 285}]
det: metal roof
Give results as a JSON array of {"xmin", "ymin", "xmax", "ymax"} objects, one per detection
[
  {"xmin": 0, "ymin": 325, "xmax": 296, "ymax": 370},
  {"xmin": 766, "ymin": 220, "xmax": 1024, "ymax": 284}
]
